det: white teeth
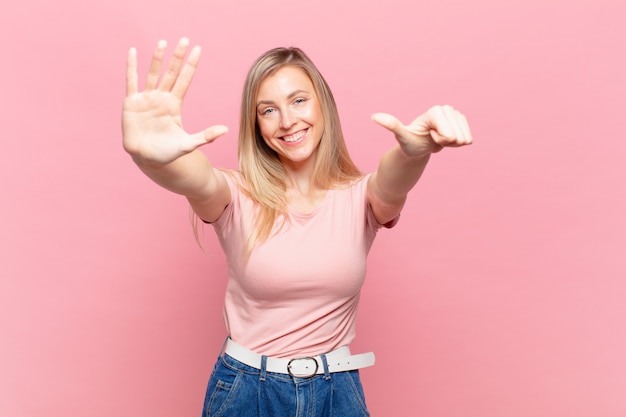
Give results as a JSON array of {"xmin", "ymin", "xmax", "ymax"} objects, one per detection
[{"xmin": 283, "ymin": 130, "xmax": 306, "ymax": 142}]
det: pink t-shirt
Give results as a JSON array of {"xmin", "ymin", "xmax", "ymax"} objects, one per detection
[{"xmin": 211, "ymin": 173, "xmax": 397, "ymax": 358}]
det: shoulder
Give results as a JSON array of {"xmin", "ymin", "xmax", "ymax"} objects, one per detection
[
  {"xmin": 332, "ymin": 174, "xmax": 369, "ymax": 191},
  {"xmin": 220, "ymin": 169, "xmax": 250, "ymax": 197}
]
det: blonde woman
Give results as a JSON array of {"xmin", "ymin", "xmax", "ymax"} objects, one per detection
[{"xmin": 123, "ymin": 37, "xmax": 472, "ymax": 417}]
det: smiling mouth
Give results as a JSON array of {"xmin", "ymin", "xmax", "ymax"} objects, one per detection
[{"xmin": 281, "ymin": 129, "xmax": 308, "ymax": 143}]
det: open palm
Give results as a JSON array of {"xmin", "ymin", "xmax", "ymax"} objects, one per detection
[{"xmin": 122, "ymin": 38, "xmax": 227, "ymax": 165}]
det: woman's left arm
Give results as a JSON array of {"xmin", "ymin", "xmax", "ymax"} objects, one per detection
[{"xmin": 366, "ymin": 105, "xmax": 472, "ymax": 225}]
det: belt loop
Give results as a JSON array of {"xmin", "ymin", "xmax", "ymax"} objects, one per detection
[
  {"xmin": 219, "ymin": 337, "xmax": 229, "ymax": 359},
  {"xmin": 260, "ymin": 355, "xmax": 268, "ymax": 382},
  {"xmin": 319, "ymin": 354, "xmax": 331, "ymax": 380}
]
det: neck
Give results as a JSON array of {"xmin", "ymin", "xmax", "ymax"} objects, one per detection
[{"xmin": 280, "ymin": 155, "xmax": 318, "ymax": 194}]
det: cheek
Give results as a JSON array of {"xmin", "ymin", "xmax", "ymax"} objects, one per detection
[
  {"xmin": 257, "ymin": 119, "xmax": 274, "ymax": 140},
  {"xmin": 297, "ymin": 105, "xmax": 315, "ymax": 121},
  {"xmin": 308, "ymin": 103, "xmax": 324, "ymax": 125},
  {"xmin": 257, "ymin": 124, "xmax": 279, "ymax": 151},
  {"xmin": 261, "ymin": 137, "xmax": 274, "ymax": 152}
]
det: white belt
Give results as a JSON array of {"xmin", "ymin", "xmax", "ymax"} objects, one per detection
[{"xmin": 223, "ymin": 338, "xmax": 375, "ymax": 378}]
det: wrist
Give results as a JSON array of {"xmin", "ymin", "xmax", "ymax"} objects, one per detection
[{"xmin": 396, "ymin": 146, "xmax": 433, "ymax": 163}]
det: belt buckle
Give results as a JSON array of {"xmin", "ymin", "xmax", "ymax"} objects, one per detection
[{"xmin": 287, "ymin": 357, "xmax": 319, "ymax": 378}]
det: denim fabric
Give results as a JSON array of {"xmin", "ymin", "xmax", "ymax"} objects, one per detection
[{"xmin": 202, "ymin": 353, "xmax": 370, "ymax": 417}]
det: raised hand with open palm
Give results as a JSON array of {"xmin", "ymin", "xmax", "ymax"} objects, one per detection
[{"xmin": 122, "ymin": 38, "xmax": 228, "ymax": 165}]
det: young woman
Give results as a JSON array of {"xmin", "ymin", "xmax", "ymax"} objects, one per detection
[{"xmin": 122, "ymin": 37, "xmax": 472, "ymax": 417}]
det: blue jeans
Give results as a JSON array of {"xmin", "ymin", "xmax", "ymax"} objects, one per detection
[{"xmin": 202, "ymin": 352, "xmax": 371, "ymax": 417}]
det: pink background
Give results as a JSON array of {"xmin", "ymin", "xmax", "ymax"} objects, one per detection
[{"xmin": 2, "ymin": 0, "xmax": 625, "ymax": 416}]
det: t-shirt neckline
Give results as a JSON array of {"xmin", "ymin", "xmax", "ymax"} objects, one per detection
[{"xmin": 288, "ymin": 189, "xmax": 333, "ymax": 219}]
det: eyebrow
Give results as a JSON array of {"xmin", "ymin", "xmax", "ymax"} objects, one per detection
[{"xmin": 256, "ymin": 89, "xmax": 310, "ymax": 108}]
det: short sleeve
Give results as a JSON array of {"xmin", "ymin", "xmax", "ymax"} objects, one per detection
[
  {"xmin": 367, "ymin": 202, "xmax": 400, "ymax": 229},
  {"xmin": 362, "ymin": 173, "xmax": 401, "ymax": 232},
  {"xmin": 206, "ymin": 171, "xmax": 239, "ymax": 234}
]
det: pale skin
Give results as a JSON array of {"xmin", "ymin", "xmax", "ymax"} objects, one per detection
[{"xmin": 122, "ymin": 38, "xmax": 472, "ymax": 224}]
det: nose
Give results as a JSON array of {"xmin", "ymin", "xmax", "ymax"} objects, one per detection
[{"xmin": 279, "ymin": 107, "xmax": 296, "ymax": 130}]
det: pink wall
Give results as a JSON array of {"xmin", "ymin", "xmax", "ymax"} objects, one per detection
[{"xmin": 2, "ymin": 0, "xmax": 625, "ymax": 415}]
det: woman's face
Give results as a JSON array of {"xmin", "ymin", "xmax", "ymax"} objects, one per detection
[{"xmin": 255, "ymin": 66, "xmax": 324, "ymax": 170}]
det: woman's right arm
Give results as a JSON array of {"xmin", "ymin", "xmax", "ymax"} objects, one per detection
[{"xmin": 122, "ymin": 38, "xmax": 231, "ymax": 222}]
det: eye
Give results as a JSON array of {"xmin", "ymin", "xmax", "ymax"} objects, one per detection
[
  {"xmin": 294, "ymin": 98, "xmax": 306, "ymax": 105},
  {"xmin": 261, "ymin": 108, "xmax": 275, "ymax": 115}
]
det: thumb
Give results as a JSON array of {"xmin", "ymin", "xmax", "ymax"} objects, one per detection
[
  {"xmin": 371, "ymin": 113, "xmax": 406, "ymax": 136},
  {"xmin": 202, "ymin": 125, "xmax": 229, "ymax": 144},
  {"xmin": 184, "ymin": 125, "xmax": 229, "ymax": 152}
]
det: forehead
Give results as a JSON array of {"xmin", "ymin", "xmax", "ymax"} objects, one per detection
[{"xmin": 256, "ymin": 66, "xmax": 315, "ymax": 100}]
